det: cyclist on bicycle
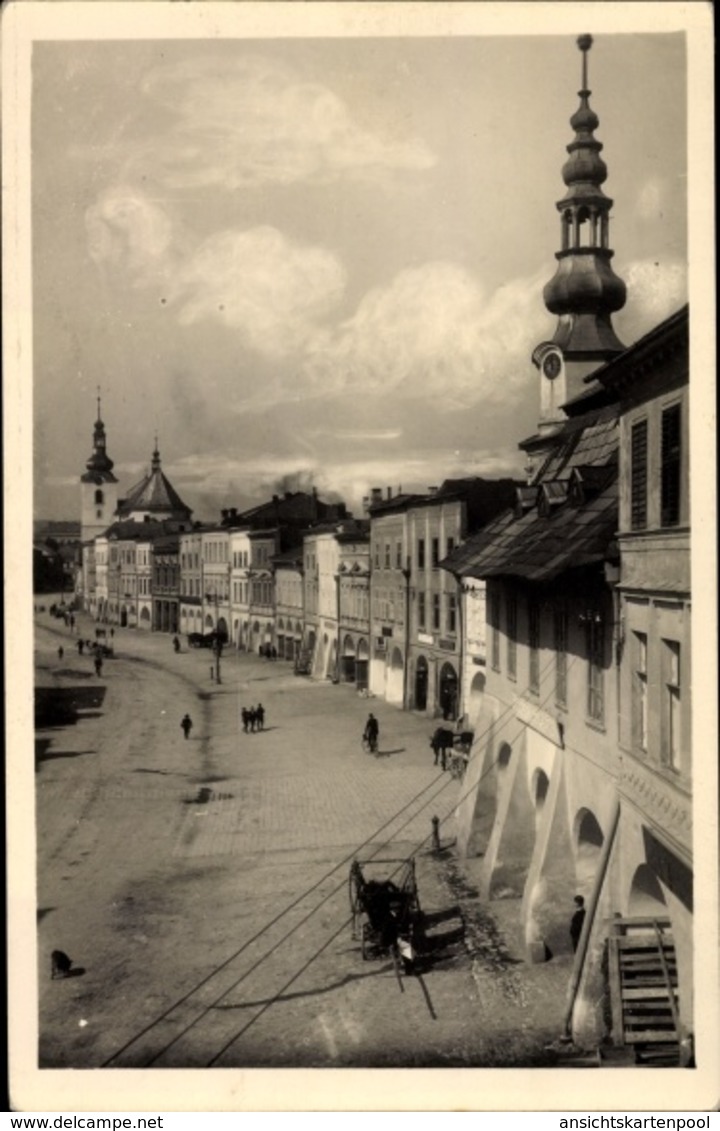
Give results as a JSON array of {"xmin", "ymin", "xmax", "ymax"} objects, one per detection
[{"xmin": 363, "ymin": 713, "xmax": 379, "ymax": 753}]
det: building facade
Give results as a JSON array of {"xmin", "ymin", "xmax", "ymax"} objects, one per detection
[{"xmin": 448, "ymin": 39, "xmax": 693, "ymax": 1062}]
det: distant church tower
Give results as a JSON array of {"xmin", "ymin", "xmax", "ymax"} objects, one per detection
[
  {"xmin": 80, "ymin": 393, "xmax": 118, "ymax": 542},
  {"xmin": 532, "ymin": 35, "xmax": 627, "ymax": 433}
]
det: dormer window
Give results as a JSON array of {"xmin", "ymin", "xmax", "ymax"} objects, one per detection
[
  {"xmin": 538, "ymin": 480, "xmax": 568, "ymax": 517},
  {"xmin": 515, "ymin": 486, "xmax": 538, "ymax": 519}
]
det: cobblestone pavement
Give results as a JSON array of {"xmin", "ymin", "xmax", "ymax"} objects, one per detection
[{"xmin": 35, "ymin": 604, "xmax": 569, "ymax": 1070}]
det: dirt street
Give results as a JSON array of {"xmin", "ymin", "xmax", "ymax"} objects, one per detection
[{"xmin": 35, "ymin": 605, "xmax": 570, "ymax": 1070}]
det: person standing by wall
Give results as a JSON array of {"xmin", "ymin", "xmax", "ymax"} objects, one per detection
[
  {"xmin": 181, "ymin": 713, "xmax": 193, "ymax": 740},
  {"xmin": 570, "ymin": 895, "xmax": 586, "ymax": 952}
]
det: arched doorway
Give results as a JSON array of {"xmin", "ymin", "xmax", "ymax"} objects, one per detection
[
  {"xmin": 415, "ymin": 656, "xmax": 428, "ymax": 711},
  {"xmin": 628, "ymin": 864, "xmax": 667, "ymax": 919},
  {"xmin": 467, "ymin": 670, "xmax": 486, "ymax": 725},
  {"xmin": 341, "ymin": 635, "xmax": 356, "ymax": 683},
  {"xmin": 574, "ymin": 809, "xmax": 604, "ymax": 892},
  {"xmin": 439, "ymin": 662, "xmax": 458, "ymax": 720},
  {"xmin": 356, "ymin": 639, "xmax": 369, "ymax": 691},
  {"xmin": 532, "ymin": 768, "xmax": 550, "ymax": 830}
]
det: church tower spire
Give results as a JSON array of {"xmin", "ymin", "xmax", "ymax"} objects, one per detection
[
  {"xmin": 533, "ymin": 35, "xmax": 627, "ymax": 429},
  {"xmin": 80, "ymin": 388, "xmax": 119, "ymax": 543}
]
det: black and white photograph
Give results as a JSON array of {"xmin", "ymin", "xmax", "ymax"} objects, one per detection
[{"xmin": 4, "ymin": 0, "xmax": 717, "ymax": 1114}]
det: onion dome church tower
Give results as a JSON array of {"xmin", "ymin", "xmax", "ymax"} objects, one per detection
[
  {"xmin": 532, "ymin": 35, "xmax": 627, "ymax": 432},
  {"xmin": 80, "ymin": 393, "xmax": 119, "ymax": 542}
]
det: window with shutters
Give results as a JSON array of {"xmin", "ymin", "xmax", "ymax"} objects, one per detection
[
  {"xmin": 432, "ymin": 593, "xmax": 441, "ymax": 631},
  {"xmin": 661, "ymin": 404, "xmax": 681, "ymax": 526},
  {"xmin": 586, "ymin": 615, "xmax": 605, "ymax": 724},
  {"xmin": 490, "ymin": 590, "xmax": 501, "ymax": 671},
  {"xmin": 632, "ymin": 632, "xmax": 648, "ymax": 751},
  {"xmin": 661, "ymin": 639, "xmax": 681, "ymax": 769},
  {"xmin": 447, "ymin": 592, "xmax": 457, "ymax": 634},
  {"xmin": 630, "ymin": 419, "xmax": 648, "ymax": 530},
  {"xmin": 554, "ymin": 608, "xmax": 568, "ymax": 706}
]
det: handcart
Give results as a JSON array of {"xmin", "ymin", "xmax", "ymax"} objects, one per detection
[{"xmin": 348, "ymin": 857, "xmax": 422, "ymax": 985}]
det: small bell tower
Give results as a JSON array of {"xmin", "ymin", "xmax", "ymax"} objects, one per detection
[
  {"xmin": 80, "ymin": 390, "xmax": 119, "ymax": 542},
  {"xmin": 534, "ymin": 35, "xmax": 627, "ymax": 431}
]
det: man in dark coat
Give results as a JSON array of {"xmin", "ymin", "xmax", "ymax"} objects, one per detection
[{"xmin": 570, "ymin": 895, "xmax": 586, "ymax": 951}]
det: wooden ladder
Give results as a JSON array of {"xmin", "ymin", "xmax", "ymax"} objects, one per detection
[{"xmin": 607, "ymin": 917, "xmax": 681, "ymax": 1065}]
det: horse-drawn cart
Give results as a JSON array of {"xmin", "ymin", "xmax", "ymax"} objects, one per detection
[{"xmin": 349, "ymin": 857, "xmax": 422, "ymax": 981}]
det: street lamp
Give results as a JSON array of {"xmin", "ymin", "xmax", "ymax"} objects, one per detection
[{"xmin": 204, "ymin": 584, "xmax": 223, "ymax": 683}]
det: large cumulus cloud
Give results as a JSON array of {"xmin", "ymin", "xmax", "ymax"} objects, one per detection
[{"xmin": 134, "ymin": 54, "xmax": 436, "ymax": 189}]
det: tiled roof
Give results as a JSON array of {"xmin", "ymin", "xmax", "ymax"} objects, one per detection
[
  {"xmin": 118, "ymin": 462, "xmax": 192, "ymax": 521},
  {"xmin": 442, "ymin": 405, "xmax": 619, "ymax": 583}
]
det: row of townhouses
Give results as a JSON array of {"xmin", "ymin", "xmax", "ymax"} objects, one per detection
[
  {"xmin": 79, "ymin": 419, "xmax": 518, "ymax": 720},
  {"xmin": 73, "ymin": 37, "xmax": 693, "ymax": 1062}
]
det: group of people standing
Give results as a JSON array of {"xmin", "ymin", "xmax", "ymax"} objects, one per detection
[{"xmin": 241, "ymin": 704, "xmax": 265, "ymax": 732}]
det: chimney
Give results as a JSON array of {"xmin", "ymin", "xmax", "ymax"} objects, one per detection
[
  {"xmin": 386, "ymin": 486, "xmax": 392, "ymax": 500},
  {"xmin": 370, "ymin": 487, "xmax": 383, "ymax": 506},
  {"xmin": 362, "ymin": 495, "xmax": 369, "ymax": 513},
  {"xmin": 272, "ymin": 494, "xmax": 279, "ymax": 504},
  {"xmin": 230, "ymin": 507, "xmax": 237, "ymax": 518}
]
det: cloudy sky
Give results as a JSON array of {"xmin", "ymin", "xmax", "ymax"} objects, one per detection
[{"xmin": 31, "ymin": 21, "xmax": 688, "ymax": 521}]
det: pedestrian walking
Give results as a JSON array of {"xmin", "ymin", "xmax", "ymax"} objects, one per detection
[
  {"xmin": 247, "ymin": 707, "xmax": 257, "ymax": 733},
  {"xmin": 110, "ymin": 627, "xmax": 115, "ymax": 639},
  {"xmin": 57, "ymin": 645, "xmax": 64, "ymax": 661},
  {"xmin": 241, "ymin": 707, "xmax": 249, "ymax": 733},
  {"xmin": 94, "ymin": 655, "xmax": 103, "ymax": 677},
  {"xmin": 255, "ymin": 704, "xmax": 265, "ymax": 730},
  {"xmin": 570, "ymin": 895, "xmax": 586, "ymax": 952},
  {"xmin": 69, "ymin": 614, "xmax": 75, "ymax": 631},
  {"xmin": 172, "ymin": 635, "xmax": 180, "ymax": 653},
  {"xmin": 363, "ymin": 713, "xmax": 379, "ymax": 753},
  {"xmin": 77, "ymin": 639, "xmax": 84, "ymax": 656},
  {"xmin": 181, "ymin": 713, "xmax": 193, "ymax": 740}
]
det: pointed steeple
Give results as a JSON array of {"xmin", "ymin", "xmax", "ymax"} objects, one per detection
[
  {"xmin": 542, "ymin": 35, "xmax": 626, "ymax": 358},
  {"xmin": 82, "ymin": 389, "xmax": 117, "ymax": 482}
]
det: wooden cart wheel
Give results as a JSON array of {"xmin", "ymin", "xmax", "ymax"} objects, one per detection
[{"xmin": 348, "ymin": 862, "xmax": 361, "ymax": 917}]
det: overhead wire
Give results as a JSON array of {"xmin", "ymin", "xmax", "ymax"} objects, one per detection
[{"xmin": 196, "ymin": 650, "xmax": 581, "ymax": 1061}]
